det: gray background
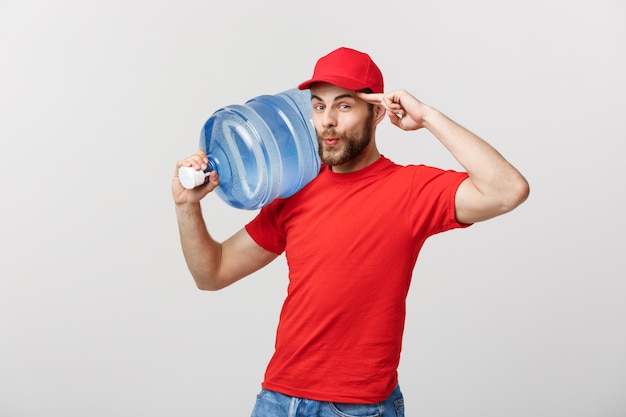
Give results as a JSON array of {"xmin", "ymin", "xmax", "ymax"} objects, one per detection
[{"xmin": 1, "ymin": 0, "xmax": 624, "ymax": 416}]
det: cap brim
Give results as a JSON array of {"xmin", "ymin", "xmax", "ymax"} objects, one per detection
[{"xmin": 298, "ymin": 76, "xmax": 369, "ymax": 92}]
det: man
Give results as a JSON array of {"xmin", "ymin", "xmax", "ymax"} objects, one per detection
[{"xmin": 172, "ymin": 47, "xmax": 529, "ymax": 416}]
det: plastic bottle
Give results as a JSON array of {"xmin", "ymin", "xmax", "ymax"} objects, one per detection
[{"xmin": 178, "ymin": 88, "xmax": 321, "ymax": 210}]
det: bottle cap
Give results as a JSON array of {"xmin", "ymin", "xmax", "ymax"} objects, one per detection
[{"xmin": 178, "ymin": 166, "xmax": 206, "ymax": 189}]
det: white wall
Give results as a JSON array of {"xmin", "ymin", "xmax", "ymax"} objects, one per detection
[{"xmin": 1, "ymin": 0, "xmax": 624, "ymax": 416}]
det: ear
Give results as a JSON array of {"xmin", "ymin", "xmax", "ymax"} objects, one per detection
[{"xmin": 373, "ymin": 104, "xmax": 387, "ymax": 126}]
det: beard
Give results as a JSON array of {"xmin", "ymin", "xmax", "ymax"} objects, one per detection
[{"xmin": 317, "ymin": 112, "xmax": 374, "ymax": 166}]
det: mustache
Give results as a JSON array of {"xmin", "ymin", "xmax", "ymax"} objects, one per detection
[{"xmin": 318, "ymin": 129, "xmax": 341, "ymax": 139}]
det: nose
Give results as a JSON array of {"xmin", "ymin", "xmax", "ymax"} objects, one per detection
[{"xmin": 321, "ymin": 108, "xmax": 337, "ymax": 129}]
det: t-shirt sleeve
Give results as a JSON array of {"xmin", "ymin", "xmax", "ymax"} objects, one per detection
[
  {"xmin": 409, "ymin": 166, "xmax": 472, "ymax": 237},
  {"xmin": 245, "ymin": 200, "xmax": 287, "ymax": 255}
]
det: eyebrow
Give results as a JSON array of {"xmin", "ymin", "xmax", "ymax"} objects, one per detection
[{"xmin": 311, "ymin": 93, "xmax": 356, "ymax": 102}]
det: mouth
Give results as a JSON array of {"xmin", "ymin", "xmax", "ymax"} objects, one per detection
[{"xmin": 323, "ymin": 136, "xmax": 339, "ymax": 146}]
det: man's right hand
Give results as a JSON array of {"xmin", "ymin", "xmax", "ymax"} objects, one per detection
[{"xmin": 172, "ymin": 150, "xmax": 220, "ymax": 205}]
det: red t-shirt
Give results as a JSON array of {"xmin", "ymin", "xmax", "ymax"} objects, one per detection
[{"xmin": 245, "ymin": 156, "xmax": 470, "ymax": 403}]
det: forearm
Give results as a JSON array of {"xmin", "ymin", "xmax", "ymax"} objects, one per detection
[{"xmin": 175, "ymin": 202, "xmax": 223, "ymax": 290}]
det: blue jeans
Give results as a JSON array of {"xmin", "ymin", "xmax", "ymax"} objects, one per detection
[{"xmin": 250, "ymin": 384, "xmax": 405, "ymax": 417}]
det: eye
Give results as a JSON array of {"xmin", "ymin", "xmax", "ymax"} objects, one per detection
[
  {"xmin": 313, "ymin": 104, "xmax": 325, "ymax": 111},
  {"xmin": 339, "ymin": 103, "xmax": 350, "ymax": 110}
]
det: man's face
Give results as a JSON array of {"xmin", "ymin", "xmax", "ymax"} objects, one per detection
[{"xmin": 310, "ymin": 83, "xmax": 375, "ymax": 167}]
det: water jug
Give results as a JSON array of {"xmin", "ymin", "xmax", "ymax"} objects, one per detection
[{"xmin": 178, "ymin": 88, "xmax": 321, "ymax": 210}]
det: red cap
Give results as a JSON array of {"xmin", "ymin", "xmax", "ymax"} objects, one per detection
[{"xmin": 298, "ymin": 47, "xmax": 384, "ymax": 93}]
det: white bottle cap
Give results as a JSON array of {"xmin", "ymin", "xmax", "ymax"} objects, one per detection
[{"xmin": 178, "ymin": 166, "xmax": 207, "ymax": 189}]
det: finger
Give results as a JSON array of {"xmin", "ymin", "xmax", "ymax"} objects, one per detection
[
  {"xmin": 383, "ymin": 95, "xmax": 405, "ymax": 114},
  {"xmin": 197, "ymin": 149, "xmax": 208, "ymax": 162},
  {"xmin": 387, "ymin": 110, "xmax": 402, "ymax": 126},
  {"xmin": 208, "ymin": 171, "xmax": 220, "ymax": 186},
  {"xmin": 201, "ymin": 171, "xmax": 220, "ymax": 192},
  {"xmin": 176, "ymin": 155, "xmax": 206, "ymax": 172},
  {"xmin": 356, "ymin": 91, "xmax": 385, "ymax": 105}
]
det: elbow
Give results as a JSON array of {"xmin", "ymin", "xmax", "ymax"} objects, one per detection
[
  {"xmin": 192, "ymin": 274, "xmax": 225, "ymax": 292},
  {"xmin": 502, "ymin": 176, "xmax": 530, "ymax": 212},
  {"xmin": 195, "ymin": 280, "xmax": 226, "ymax": 292},
  {"xmin": 195, "ymin": 282, "xmax": 221, "ymax": 291}
]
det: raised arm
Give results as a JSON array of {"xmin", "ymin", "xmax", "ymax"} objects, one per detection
[
  {"xmin": 173, "ymin": 151, "xmax": 278, "ymax": 290},
  {"xmin": 358, "ymin": 90, "xmax": 530, "ymax": 224}
]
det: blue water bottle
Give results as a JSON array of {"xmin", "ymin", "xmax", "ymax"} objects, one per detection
[{"xmin": 178, "ymin": 88, "xmax": 321, "ymax": 210}]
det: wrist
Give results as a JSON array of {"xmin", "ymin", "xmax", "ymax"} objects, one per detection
[
  {"xmin": 420, "ymin": 105, "xmax": 441, "ymax": 130},
  {"xmin": 175, "ymin": 201, "xmax": 202, "ymax": 214}
]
